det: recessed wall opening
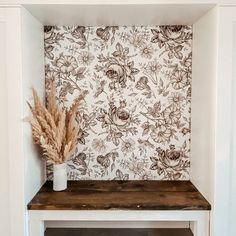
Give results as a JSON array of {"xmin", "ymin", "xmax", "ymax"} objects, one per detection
[{"xmin": 21, "ymin": 3, "xmax": 217, "ymax": 234}]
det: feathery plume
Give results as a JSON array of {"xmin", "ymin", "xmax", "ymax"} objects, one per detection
[{"xmin": 27, "ymin": 81, "xmax": 83, "ymax": 164}]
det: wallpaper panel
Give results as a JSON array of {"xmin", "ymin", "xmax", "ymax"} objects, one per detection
[{"xmin": 44, "ymin": 26, "xmax": 192, "ymax": 180}]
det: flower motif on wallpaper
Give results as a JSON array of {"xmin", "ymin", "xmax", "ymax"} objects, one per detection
[
  {"xmin": 140, "ymin": 44, "xmax": 154, "ymax": 59},
  {"xmin": 150, "ymin": 125, "xmax": 172, "ymax": 143},
  {"xmin": 168, "ymin": 92, "xmax": 185, "ymax": 108},
  {"xmin": 77, "ymin": 51, "xmax": 94, "ymax": 66},
  {"xmin": 150, "ymin": 25, "xmax": 192, "ymax": 60},
  {"xmin": 171, "ymin": 70, "xmax": 190, "ymax": 90},
  {"xmin": 92, "ymin": 138, "xmax": 107, "ymax": 153},
  {"xmin": 150, "ymin": 143, "xmax": 190, "ymax": 180},
  {"xmin": 96, "ymin": 42, "xmax": 140, "ymax": 89},
  {"xmin": 121, "ymin": 139, "xmax": 136, "ymax": 153},
  {"xmin": 44, "ymin": 25, "xmax": 192, "ymax": 180},
  {"xmin": 56, "ymin": 55, "xmax": 78, "ymax": 73},
  {"xmin": 96, "ymin": 101, "xmax": 139, "ymax": 147}
]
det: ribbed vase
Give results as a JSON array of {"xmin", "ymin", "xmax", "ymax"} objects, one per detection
[{"xmin": 53, "ymin": 163, "xmax": 67, "ymax": 191}]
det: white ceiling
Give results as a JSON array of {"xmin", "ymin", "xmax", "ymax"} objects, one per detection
[{"xmin": 24, "ymin": 4, "xmax": 215, "ymax": 26}]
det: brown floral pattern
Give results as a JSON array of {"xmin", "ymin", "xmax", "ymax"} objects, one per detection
[{"xmin": 44, "ymin": 25, "xmax": 192, "ymax": 180}]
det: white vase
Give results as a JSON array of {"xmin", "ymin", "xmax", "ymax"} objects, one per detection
[{"xmin": 53, "ymin": 163, "xmax": 67, "ymax": 191}]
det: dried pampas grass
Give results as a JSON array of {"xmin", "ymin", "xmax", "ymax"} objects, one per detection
[{"xmin": 28, "ymin": 81, "xmax": 83, "ymax": 164}]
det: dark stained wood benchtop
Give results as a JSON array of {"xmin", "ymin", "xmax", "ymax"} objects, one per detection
[{"xmin": 27, "ymin": 181, "xmax": 211, "ymax": 211}]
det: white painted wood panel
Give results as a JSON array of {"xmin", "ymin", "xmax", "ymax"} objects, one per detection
[
  {"xmin": 0, "ymin": 8, "xmax": 10, "ymax": 236},
  {"xmin": 28, "ymin": 210, "xmax": 210, "ymax": 236},
  {"xmin": 0, "ymin": 7, "xmax": 31, "ymax": 236},
  {"xmin": 230, "ymin": 22, "xmax": 236, "ymax": 236},
  {"xmin": 5, "ymin": 7, "xmax": 26, "ymax": 236},
  {"xmin": 191, "ymin": 7, "xmax": 218, "ymax": 203},
  {"xmin": 23, "ymin": 4, "xmax": 214, "ymax": 26},
  {"xmin": 0, "ymin": 0, "xmax": 235, "ymax": 6},
  {"xmin": 0, "ymin": 6, "xmax": 46, "ymax": 236},
  {"xmin": 21, "ymin": 6, "xmax": 46, "ymax": 206},
  {"xmin": 217, "ymin": 7, "xmax": 236, "ymax": 236}
]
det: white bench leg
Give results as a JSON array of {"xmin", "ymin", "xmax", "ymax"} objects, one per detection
[
  {"xmin": 191, "ymin": 212, "xmax": 209, "ymax": 236},
  {"xmin": 29, "ymin": 219, "xmax": 45, "ymax": 236}
]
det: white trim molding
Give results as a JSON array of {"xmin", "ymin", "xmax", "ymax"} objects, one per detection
[{"xmin": 28, "ymin": 210, "xmax": 210, "ymax": 236}]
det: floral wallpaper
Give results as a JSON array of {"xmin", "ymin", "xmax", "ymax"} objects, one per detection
[{"xmin": 44, "ymin": 25, "xmax": 192, "ymax": 180}]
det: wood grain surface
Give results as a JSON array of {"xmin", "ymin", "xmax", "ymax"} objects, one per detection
[{"xmin": 28, "ymin": 181, "xmax": 211, "ymax": 211}]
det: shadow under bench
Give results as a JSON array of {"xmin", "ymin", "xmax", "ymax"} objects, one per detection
[
  {"xmin": 45, "ymin": 228, "xmax": 193, "ymax": 236},
  {"xmin": 27, "ymin": 181, "xmax": 211, "ymax": 236}
]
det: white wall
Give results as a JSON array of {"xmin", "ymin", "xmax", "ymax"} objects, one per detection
[
  {"xmin": 21, "ymin": 6, "xmax": 46, "ymax": 205},
  {"xmin": 230, "ymin": 37, "xmax": 236, "ymax": 232},
  {"xmin": 5, "ymin": 7, "xmax": 26, "ymax": 236},
  {"xmin": 0, "ymin": 7, "xmax": 45, "ymax": 236},
  {"xmin": 0, "ymin": 8, "xmax": 10, "ymax": 236},
  {"xmin": 212, "ymin": 7, "xmax": 236, "ymax": 236},
  {"xmin": 230, "ymin": 24, "xmax": 236, "ymax": 235},
  {"xmin": 191, "ymin": 6, "xmax": 220, "ymax": 236},
  {"xmin": 0, "ymin": 0, "xmax": 235, "ymax": 6},
  {"xmin": 191, "ymin": 7, "xmax": 218, "ymax": 203},
  {"xmin": 217, "ymin": 7, "xmax": 236, "ymax": 236},
  {"xmin": 192, "ymin": 6, "xmax": 236, "ymax": 236},
  {"xmin": 191, "ymin": 7, "xmax": 218, "ymax": 235}
]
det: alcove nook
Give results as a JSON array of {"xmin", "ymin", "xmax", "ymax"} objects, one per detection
[{"xmin": 20, "ymin": 3, "xmax": 217, "ymax": 235}]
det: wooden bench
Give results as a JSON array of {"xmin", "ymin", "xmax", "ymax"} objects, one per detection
[{"xmin": 27, "ymin": 181, "xmax": 211, "ymax": 236}]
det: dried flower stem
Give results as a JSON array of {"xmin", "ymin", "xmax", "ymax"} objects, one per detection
[{"xmin": 28, "ymin": 81, "xmax": 83, "ymax": 164}]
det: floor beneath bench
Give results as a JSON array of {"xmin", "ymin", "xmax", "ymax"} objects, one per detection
[{"xmin": 45, "ymin": 228, "xmax": 193, "ymax": 236}]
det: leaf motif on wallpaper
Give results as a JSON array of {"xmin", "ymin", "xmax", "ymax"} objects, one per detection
[
  {"xmin": 68, "ymin": 164, "xmax": 76, "ymax": 170},
  {"xmin": 83, "ymin": 112, "xmax": 97, "ymax": 127},
  {"xmin": 111, "ymin": 132, "xmax": 123, "ymax": 146},
  {"xmin": 115, "ymin": 42, "xmax": 123, "ymax": 54},
  {"xmin": 174, "ymin": 45, "xmax": 184, "ymax": 59},
  {"xmin": 113, "ymin": 169, "xmax": 129, "ymax": 181},
  {"xmin": 150, "ymin": 156, "xmax": 159, "ymax": 170},
  {"xmin": 96, "ymin": 26, "xmax": 119, "ymax": 45},
  {"xmin": 97, "ymin": 152, "xmax": 118, "ymax": 169},
  {"xmin": 111, "ymin": 26, "xmax": 119, "ymax": 45},
  {"xmin": 182, "ymin": 140, "xmax": 187, "ymax": 150},
  {"xmin": 66, "ymin": 37, "xmax": 76, "ymax": 44},
  {"xmin": 97, "ymin": 54, "xmax": 108, "ymax": 63},
  {"xmin": 146, "ymin": 102, "xmax": 161, "ymax": 118},
  {"xmin": 44, "ymin": 30, "xmax": 65, "ymax": 46},
  {"xmin": 150, "ymin": 29, "xmax": 161, "ymax": 44},
  {"xmin": 45, "ymin": 25, "xmax": 192, "ymax": 180},
  {"xmin": 71, "ymin": 26, "xmax": 86, "ymax": 41},
  {"xmin": 45, "ymin": 45, "xmax": 54, "ymax": 60},
  {"xmin": 77, "ymin": 129, "xmax": 88, "ymax": 145},
  {"xmin": 72, "ymin": 153, "xmax": 87, "ymax": 167},
  {"xmin": 70, "ymin": 152, "xmax": 89, "ymax": 175},
  {"xmin": 180, "ymin": 53, "xmax": 192, "ymax": 69},
  {"xmin": 97, "ymin": 155, "xmax": 110, "ymax": 169},
  {"xmin": 138, "ymin": 139, "xmax": 155, "ymax": 149},
  {"xmin": 95, "ymin": 100, "xmax": 105, "ymax": 105},
  {"xmin": 94, "ymin": 80, "xmax": 106, "ymax": 98},
  {"xmin": 96, "ymin": 27, "xmax": 111, "ymax": 42},
  {"xmin": 72, "ymin": 67, "xmax": 86, "ymax": 80},
  {"xmin": 135, "ymin": 76, "xmax": 151, "ymax": 91},
  {"xmin": 128, "ymin": 93, "xmax": 138, "ymax": 97},
  {"xmin": 141, "ymin": 121, "xmax": 151, "ymax": 136}
]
